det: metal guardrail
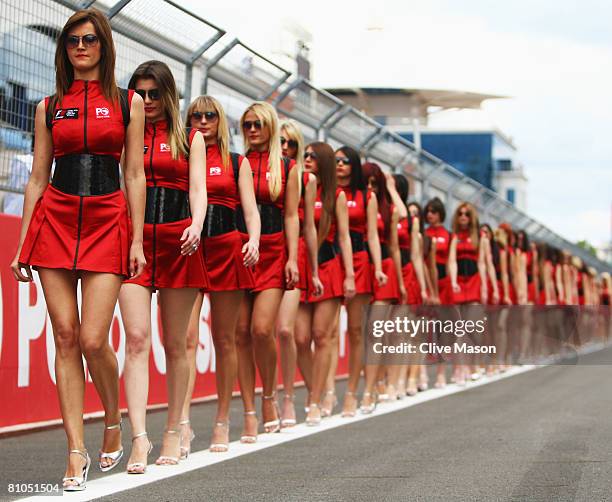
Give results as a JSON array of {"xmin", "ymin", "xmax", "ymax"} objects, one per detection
[{"xmin": 0, "ymin": 0, "xmax": 609, "ymax": 272}]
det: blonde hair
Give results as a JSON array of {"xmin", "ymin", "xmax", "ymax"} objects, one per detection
[
  {"xmin": 494, "ymin": 227, "xmax": 507, "ymax": 248},
  {"xmin": 241, "ymin": 101, "xmax": 282, "ymax": 201},
  {"xmin": 452, "ymin": 202, "xmax": 479, "ymax": 247},
  {"xmin": 186, "ymin": 95, "xmax": 231, "ymax": 170},
  {"xmin": 280, "ymin": 119, "xmax": 305, "ymax": 193},
  {"xmin": 129, "ymin": 60, "xmax": 187, "ymax": 160}
]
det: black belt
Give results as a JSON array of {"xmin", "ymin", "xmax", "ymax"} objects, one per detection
[
  {"xmin": 495, "ymin": 270, "xmax": 501, "ymax": 281},
  {"xmin": 401, "ymin": 248, "xmax": 411, "ymax": 267},
  {"xmin": 237, "ymin": 204, "xmax": 283, "ymax": 234},
  {"xmin": 203, "ymin": 204, "xmax": 236, "ymax": 237},
  {"xmin": 318, "ymin": 240, "xmax": 337, "ymax": 265},
  {"xmin": 52, "ymin": 154, "xmax": 120, "ymax": 196},
  {"xmin": 144, "ymin": 186, "xmax": 190, "ymax": 224},
  {"xmin": 380, "ymin": 243, "xmax": 390, "ymax": 260},
  {"xmin": 527, "ymin": 273, "xmax": 533, "ymax": 283},
  {"xmin": 349, "ymin": 230, "xmax": 366, "ymax": 253},
  {"xmin": 437, "ymin": 263, "xmax": 447, "ymax": 280},
  {"xmin": 457, "ymin": 258, "xmax": 478, "ymax": 277}
]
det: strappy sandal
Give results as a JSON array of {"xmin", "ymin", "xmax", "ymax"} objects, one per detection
[
  {"xmin": 99, "ymin": 419, "xmax": 124, "ymax": 472},
  {"xmin": 155, "ymin": 429, "xmax": 180, "ymax": 465},
  {"xmin": 305, "ymin": 403, "xmax": 321, "ymax": 426},
  {"xmin": 63, "ymin": 449, "xmax": 91, "ymax": 492},
  {"xmin": 280, "ymin": 393, "xmax": 297, "ymax": 428},
  {"xmin": 209, "ymin": 421, "xmax": 230, "ymax": 453},
  {"xmin": 321, "ymin": 390, "xmax": 337, "ymax": 418},
  {"xmin": 240, "ymin": 411, "xmax": 258, "ymax": 444},
  {"xmin": 126, "ymin": 432, "xmax": 153, "ymax": 474},
  {"xmin": 262, "ymin": 394, "xmax": 280, "ymax": 433},
  {"xmin": 341, "ymin": 391, "xmax": 358, "ymax": 418},
  {"xmin": 359, "ymin": 392, "xmax": 376, "ymax": 414},
  {"xmin": 179, "ymin": 420, "xmax": 195, "ymax": 460}
]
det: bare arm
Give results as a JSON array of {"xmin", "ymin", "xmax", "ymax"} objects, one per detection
[
  {"xmin": 181, "ymin": 131, "xmax": 206, "ymax": 255},
  {"xmin": 389, "ymin": 207, "xmax": 405, "ymax": 302},
  {"xmin": 484, "ymin": 238, "xmax": 499, "ymax": 303},
  {"xmin": 449, "ymin": 236, "xmax": 458, "ymax": 291},
  {"xmin": 335, "ymin": 191, "xmax": 355, "ymax": 298},
  {"xmin": 478, "ymin": 236, "xmax": 489, "ymax": 304},
  {"xmin": 366, "ymin": 195, "xmax": 384, "ymax": 283},
  {"xmin": 284, "ymin": 166, "xmax": 300, "ymax": 288},
  {"xmin": 11, "ymin": 100, "xmax": 53, "ymax": 281},
  {"xmin": 303, "ymin": 174, "xmax": 319, "ymax": 278},
  {"xmin": 384, "ymin": 173, "xmax": 407, "ymax": 220},
  {"xmin": 410, "ymin": 219, "xmax": 428, "ymax": 301},
  {"xmin": 500, "ymin": 250, "xmax": 511, "ymax": 304},
  {"xmin": 238, "ymin": 157, "xmax": 260, "ymax": 267}
]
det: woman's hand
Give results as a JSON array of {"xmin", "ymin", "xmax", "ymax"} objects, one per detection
[
  {"xmin": 285, "ymin": 259, "xmax": 299, "ymax": 289},
  {"xmin": 180, "ymin": 224, "xmax": 201, "ymax": 256},
  {"xmin": 11, "ymin": 254, "xmax": 33, "ymax": 282},
  {"xmin": 242, "ymin": 238, "xmax": 259, "ymax": 268},
  {"xmin": 452, "ymin": 282, "xmax": 461, "ymax": 293},
  {"xmin": 343, "ymin": 275, "xmax": 356, "ymax": 300},
  {"xmin": 375, "ymin": 269, "xmax": 388, "ymax": 287},
  {"xmin": 399, "ymin": 284, "xmax": 407, "ymax": 304},
  {"xmin": 129, "ymin": 242, "xmax": 146, "ymax": 279},
  {"xmin": 420, "ymin": 288, "xmax": 429, "ymax": 304},
  {"xmin": 480, "ymin": 284, "xmax": 488, "ymax": 304},
  {"xmin": 312, "ymin": 274, "xmax": 324, "ymax": 297}
]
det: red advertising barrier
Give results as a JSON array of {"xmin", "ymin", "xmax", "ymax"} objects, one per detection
[{"xmin": 0, "ymin": 213, "xmax": 349, "ymax": 433}]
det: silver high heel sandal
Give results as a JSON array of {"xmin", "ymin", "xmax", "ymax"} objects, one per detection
[
  {"xmin": 341, "ymin": 391, "xmax": 358, "ymax": 418},
  {"xmin": 155, "ymin": 429, "xmax": 180, "ymax": 466},
  {"xmin": 99, "ymin": 419, "xmax": 124, "ymax": 472},
  {"xmin": 305, "ymin": 403, "xmax": 321, "ymax": 426},
  {"xmin": 240, "ymin": 411, "xmax": 258, "ymax": 444},
  {"xmin": 126, "ymin": 432, "xmax": 153, "ymax": 474},
  {"xmin": 179, "ymin": 420, "xmax": 195, "ymax": 460},
  {"xmin": 280, "ymin": 394, "xmax": 297, "ymax": 428},
  {"xmin": 262, "ymin": 394, "xmax": 280, "ymax": 433},
  {"xmin": 63, "ymin": 449, "xmax": 91, "ymax": 492},
  {"xmin": 321, "ymin": 390, "xmax": 337, "ymax": 418},
  {"xmin": 359, "ymin": 392, "xmax": 376, "ymax": 414},
  {"xmin": 209, "ymin": 421, "xmax": 230, "ymax": 453}
]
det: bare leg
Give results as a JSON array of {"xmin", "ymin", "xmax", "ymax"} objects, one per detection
[
  {"xmin": 235, "ymin": 294, "xmax": 258, "ymax": 440},
  {"xmin": 155, "ymin": 288, "xmax": 198, "ymax": 464},
  {"xmin": 295, "ymin": 303, "xmax": 314, "ymax": 403},
  {"xmin": 38, "ymin": 268, "xmax": 84, "ymax": 486},
  {"xmin": 118, "ymin": 283, "xmax": 153, "ymax": 470},
  {"xmin": 321, "ymin": 313, "xmax": 340, "ymax": 417}
]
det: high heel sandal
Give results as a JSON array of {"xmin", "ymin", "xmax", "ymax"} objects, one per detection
[
  {"xmin": 262, "ymin": 394, "xmax": 280, "ymax": 433},
  {"xmin": 209, "ymin": 421, "xmax": 230, "ymax": 453},
  {"xmin": 406, "ymin": 379, "xmax": 418, "ymax": 396},
  {"xmin": 376, "ymin": 380, "xmax": 389, "ymax": 402},
  {"xmin": 305, "ymin": 403, "xmax": 321, "ymax": 426},
  {"xmin": 396, "ymin": 379, "xmax": 407, "ymax": 399},
  {"xmin": 155, "ymin": 429, "xmax": 180, "ymax": 466},
  {"xmin": 126, "ymin": 432, "xmax": 153, "ymax": 474},
  {"xmin": 280, "ymin": 394, "xmax": 297, "ymax": 428},
  {"xmin": 359, "ymin": 392, "xmax": 376, "ymax": 414},
  {"xmin": 240, "ymin": 411, "xmax": 258, "ymax": 444},
  {"xmin": 99, "ymin": 419, "xmax": 124, "ymax": 472},
  {"xmin": 341, "ymin": 391, "xmax": 358, "ymax": 418},
  {"xmin": 179, "ymin": 420, "xmax": 195, "ymax": 460},
  {"xmin": 321, "ymin": 390, "xmax": 338, "ymax": 418},
  {"xmin": 63, "ymin": 449, "xmax": 91, "ymax": 492}
]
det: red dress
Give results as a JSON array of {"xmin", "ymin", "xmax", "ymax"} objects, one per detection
[
  {"xmin": 300, "ymin": 185, "xmax": 344, "ymax": 303},
  {"xmin": 201, "ymin": 145, "xmax": 254, "ymax": 291},
  {"xmin": 526, "ymin": 250, "xmax": 537, "ymax": 304},
  {"xmin": 426, "ymin": 225, "xmax": 453, "ymax": 304},
  {"xmin": 453, "ymin": 229, "xmax": 482, "ymax": 304},
  {"xmin": 124, "ymin": 121, "xmax": 208, "ymax": 289},
  {"xmin": 19, "ymin": 80, "xmax": 132, "ymax": 275},
  {"xmin": 398, "ymin": 216, "xmax": 421, "ymax": 305},
  {"xmin": 372, "ymin": 210, "xmax": 400, "ymax": 303},
  {"xmin": 342, "ymin": 187, "xmax": 372, "ymax": 296},
  {"xmin": 245, "ymin": 151, "xmax": 295, "ymax": 292}
]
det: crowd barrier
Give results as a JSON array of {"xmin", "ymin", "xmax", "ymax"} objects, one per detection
[{"xmin": 0, "ymin": 213, "xmax": 349, "ymax": 433}]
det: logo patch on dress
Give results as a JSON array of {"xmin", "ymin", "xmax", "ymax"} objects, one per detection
[
  {"xmin": 347, "ymin": 200, "xmax": 357, "ymax": 208},
  {"xmin": 95, "ymin": 107, "xmax": 110, "ymax": 119},
  {"xmin": 209, "ymin": 166, "xmax": 222, "ymax": 176},
  {"xmin": 160, "ymin": 143, "xmax": 171, "ymax": 152},
  {"xmin": 144, "ymin": 145, "xmax": 149, "ymax": 153},
  {"xmin": 54, "ymin": 108, "xmax": 79, "ymax": 120}
]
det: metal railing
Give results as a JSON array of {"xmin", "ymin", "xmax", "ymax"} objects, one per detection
[{"xmin": 0, "ymin": 0, "xmax": 609, "ymax": 272}]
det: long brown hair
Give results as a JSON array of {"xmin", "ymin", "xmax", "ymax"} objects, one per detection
[
  {"xmin": 309, "ymin": 142, "xmax": 337, "ymax": 247},
  {"xmin": 55, "ymin": 9, "xmax": 118, "ymax": 104},
  {"xmin": 452, "ymin": 202, "xmax": 479, "ymax": 247},
  {"xmin": 129, "ymin": 60, "xmax": 187, "ymax": 160},
  {"xmin": 362, "ymin": 162, "xmax": 390, "ymax": 239},
  {"xmin": 186, "ymin": 95, "xmax": 231, "ymax": 170}
]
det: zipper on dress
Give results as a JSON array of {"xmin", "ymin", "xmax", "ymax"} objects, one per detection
[
  {"xmin": 73, "ymin": 81, "xmax": 89, "ymax": 270},
  {"xmin": 150, "ymin": 123, "xmax": 157, "ymax": 287}
]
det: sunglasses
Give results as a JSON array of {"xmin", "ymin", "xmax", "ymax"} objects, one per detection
[
  {"xmin": 242, "ymin": 120, "xmax": 263, "ymax": 131},
  {"xmin": 65, "ymin": 34, "xmax": 99, "ymax": 49},
  {"xmin": 304, "ymin": 151, "xmax": 317, "ymax": 160},
  {"xmin": 335, "ymin": 157, "xmax": 350, "ymax": 165},
  {"xmin": 426, "ymin": 208, "xmax": 437, "ymax": 214},
  {"xmin": 135, "ymin": 88, "xmax": 161, "ymax": 101},
  {"xmin": 192, "ymin": 111, "xmax": 218, "ymax": 121},
  {"xmin": 459, "ymin": 210, "xmax": 471, "ymax": 217},
  {"xmin": 281, "ymin": 137, "xmax": 298, "ymax": 149}
]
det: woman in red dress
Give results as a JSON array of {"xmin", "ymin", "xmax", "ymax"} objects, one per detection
[
  {"xmin": 235, "ymin": 102, "xmax": 300, "ymax": 441},
  {"xmin": 119, "ymin": 61, "xmax": 207, "ymax": 471},
  {"xmin": 11, "ymin": 9, "xmax": 145, "ymax": 490},
  {"xmin": 181, "ymin": 95, "xmax": 260, "ymax": 453},
  {"xmin": 295, "ymin": 142, "xmax": 355, "ymax": 425}
]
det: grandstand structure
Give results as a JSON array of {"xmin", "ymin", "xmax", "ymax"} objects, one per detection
[{"xmin": 1, "ymin": 0, "xmax": 610, "ymax": 271}]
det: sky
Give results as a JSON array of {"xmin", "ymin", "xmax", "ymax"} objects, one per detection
[{"xmin": 181, "ymin": 0, "xmax": 611, "ymax": 248}]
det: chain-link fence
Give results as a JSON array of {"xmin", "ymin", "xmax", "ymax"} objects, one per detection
[{"xmin": 0, "ymin": 0, "xmax": 609, "ymax": 272}]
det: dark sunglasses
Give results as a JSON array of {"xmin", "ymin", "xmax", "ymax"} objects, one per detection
[
  {"xmin": 65, "ymin": 34, "xmax": 99, "ymax": 49},
  {"xmin": 335, "ymin": 156, "xmax": 350, "ymax": 165},
  {"xmin": 304, "ymin": 151, "xmax": 317, "ymax": 160},
  {"xmin": 192, "ymin": 111, "xmax": 218, "ymax": 121},
  {"xmin": 135, "ymin": 88, "xmax": 161, "ymax": 101},
  {"xmin": 459, "ymin": 210, "xmax": 471, "ymax": 217},
  {"xmin": 242, "ymin": 120, "xmax": 262, "ymax": 131},
  {"xmin": 281, "ymin": 137, "xmax": 298, "ymax": 149},
  {"xmin": 426, "ymin": 208, "xmax": 438, "ymax": 214}
]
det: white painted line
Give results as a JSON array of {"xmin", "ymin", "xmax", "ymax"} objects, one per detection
[{"xmin": 20, "ymin": 364, "xmax": 537, "ymax": 501}]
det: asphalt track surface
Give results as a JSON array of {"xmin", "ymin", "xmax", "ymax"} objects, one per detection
[{"xmin": 2, "ymin": 348, "xmax": 612, "ymax": 501}]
